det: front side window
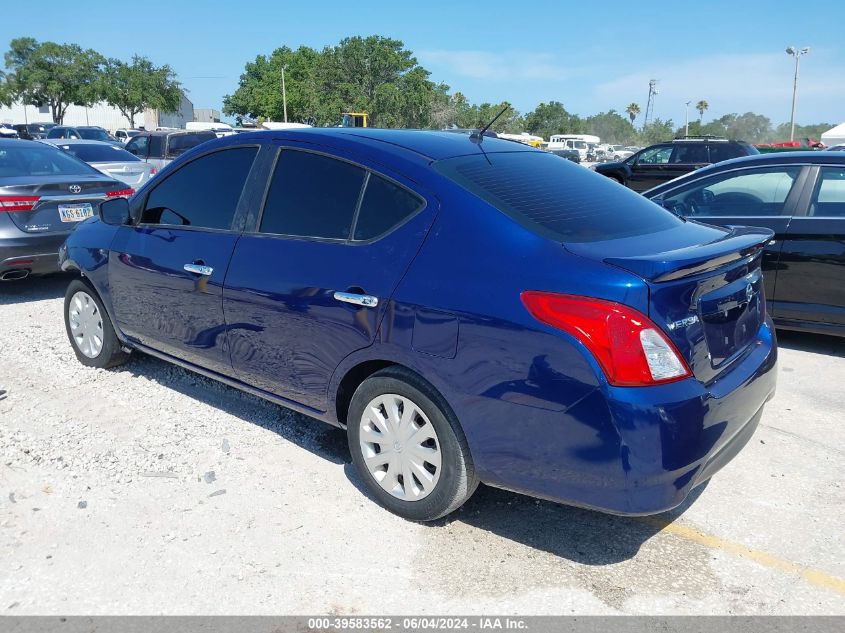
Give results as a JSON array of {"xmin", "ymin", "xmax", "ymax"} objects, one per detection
[
  {"xmin": 662, "ymin": 167, "xmax": 801, "ymax": 217},
  {"xmin": 141, "ymin": 147, "xmax": 257, "ymax": 229},
  {"xmin": 637, "ymin": 146, "xmax": 673, "ymax": 165},
  {"xmin": 810, "ymin": 167, "xmax": 845, "ymax": 217},
  {"xmin": 259, "ymin": 150, "xmax": 365, "ymax": 239},
  {"xmin": 126, "ymin": 136, "xmax": 148, "ymax": 157}
]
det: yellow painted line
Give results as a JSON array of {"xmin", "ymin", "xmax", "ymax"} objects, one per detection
[{"xmin": 639, "ymin": 517, "xmax": 845, "ymax": 596}]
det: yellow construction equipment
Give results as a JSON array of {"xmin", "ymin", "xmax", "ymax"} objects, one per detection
[{"xmin": 340, "ymin": 112, "xmax": 369, "ymax": 128}]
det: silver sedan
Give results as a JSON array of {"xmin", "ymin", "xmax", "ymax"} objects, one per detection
[{"xmin": 42, "ymin": 139, "xmax": 156, "ymax": 188}]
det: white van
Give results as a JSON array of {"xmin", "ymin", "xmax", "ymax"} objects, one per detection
[
  {"xmin": 547, "ymin": 134, "xmax": 601, "ymax": 160},
  {"xmin": 185, "ymin": 121, "xmax": 235, "ymax": 138}
]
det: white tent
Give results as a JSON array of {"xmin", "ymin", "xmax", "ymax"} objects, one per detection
[{"xmin": 821, "ymin": 122, "xmax": 845, "ymax": 147}]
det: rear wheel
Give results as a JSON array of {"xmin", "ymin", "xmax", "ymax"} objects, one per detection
[
  {"xmin": 347, "ymin": 367, "xmax": 478, "ymax": 521},
  {"xmin": 64, "ymin": 279, "xmax": 129, "ymax": 369}
]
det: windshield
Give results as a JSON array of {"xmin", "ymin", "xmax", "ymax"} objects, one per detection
[
  {"xmin": 433, "ymin": 151, "xmax": 681, "ymax": 243},
  {"xmin": 55, "ymin": 143, "xmax": 140, "ymax": 163},
  {"xmin": 0, "ymin": 144, "xmax": 98, "ymax": 177},
  {"xmin": 77, "ymin": 128, "xmax": 112, "ymax": 141}
]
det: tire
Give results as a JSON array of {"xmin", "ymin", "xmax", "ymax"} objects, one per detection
[
  {"xmin": 347, "ymin": 366, "xmax": 478, "ymax": 521},
  {"xmin": 64, "ymin": 278, "xmax": 129, "ymax": 369}
]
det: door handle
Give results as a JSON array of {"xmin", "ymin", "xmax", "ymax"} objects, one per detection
[
  {"xmin": 333, "ymin": 291, "xmax": 378, "ymax": 308},
  {"xmin": 184, "ymin": 263, "xmax": 213, "ymax": 276}
]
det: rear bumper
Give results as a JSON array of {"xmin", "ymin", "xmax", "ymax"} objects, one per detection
[
  {"xmin": 473, "ymin": 319, "xmax": 778, "ymax": 515},
  {"xmin": 0, "ymin": 228, "xmax": 68, "ymax": 276}
]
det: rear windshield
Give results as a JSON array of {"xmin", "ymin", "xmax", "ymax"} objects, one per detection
[
  {"xmin": 167, "ymin": 133, "xmax": 216, "ymax": 157},
  {"xmin": 76, "ymin": 128, "xmax": 112, "ymax": 141},
  {"xmin": 433, "ymin": 151, "xmax": 682, "ymax": 243},
  {"xmin": 55, "ymin": 143, "xmax": 140, "ymax": 163},
  {"xmin": 0, "ymin": 144, "xmax": 97, "ymax": 178}
]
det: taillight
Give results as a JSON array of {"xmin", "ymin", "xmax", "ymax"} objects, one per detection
[
  {"xmin": 106, "ymin": 188, "xmax": 135, "ymax": 198},
  {"xmin": 150, "ymin": 168, "xmax": 158, "ymax": 175},
  {"xmin": 521, "ymin": 291, "xmax": 692, "ymax": 387},
  {"xmin": 0, "ymin": 195, "xmax": 40, "ymax": 212}
]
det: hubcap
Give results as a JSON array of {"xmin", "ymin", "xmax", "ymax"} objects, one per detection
[
  {"xmin": 359, "ymin": 394, "xmax": 442, "ymax": 501},
  {"xmin": 68, "ymin": 291, "xmax": 104, "ymax": 358}
]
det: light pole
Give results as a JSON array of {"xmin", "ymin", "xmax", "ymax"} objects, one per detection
[
  {"xmin": 685, "ymin": 101, "xmax": 691, "ymax": 137},
  {"xmin": 281, "ymin": 64, "xmax": 288, "ymax": 123},
  {"xmin": 785, "ymin": 46, "xmax": 809, "ymax": 141}
]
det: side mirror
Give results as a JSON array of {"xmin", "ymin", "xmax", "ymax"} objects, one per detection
[{"xmin": 99, "ymin": 197, "xmax": 131, "ymax": 226}]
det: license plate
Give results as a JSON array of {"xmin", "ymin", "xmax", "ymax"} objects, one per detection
[{"xmin": 58, "ymin": 203, "xmax": 94, "ymax": 223}]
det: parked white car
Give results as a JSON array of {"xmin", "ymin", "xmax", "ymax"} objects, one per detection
[
  {"xmin": 605, "ymin": 144, "xmax": 634, "ymax": 160},
  {"xmin": 114, "ymin": 129, "xmax": 142, "ymax": 144}
]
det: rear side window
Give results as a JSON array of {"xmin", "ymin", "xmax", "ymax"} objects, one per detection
[
  {"xmin": 260, "ymin": 150, "xmax": 365, "ymax": 239},
  {"xmin": 434, "ymin": 152, "xmax": 681, "ymax": 243},
  {"xmin": 810, "ymin": 167, "xmax": 845, "ymax": 217},
  {"xmin": 708, "ymin": 144, "xmax": 748, "ymax": 163},
  {"xmin": 671, "ymin": 144, "xmax": 708, "ymax": 164},
  {"xmin": 353, "ymin": 174, "xmax": 424, "ymax": 241},
  {"xmin": 167, "ymin": 133, "xmax": 215, "ymax": 157},
  {"xmin": 141, "ymin": 147, "xmax": 257, "ymax": 229}
]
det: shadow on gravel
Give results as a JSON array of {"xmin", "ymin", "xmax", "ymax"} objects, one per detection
[
  {"xmin": 0, "ymin": 273, "xmax": 71, "ymax": 306},
  {"xmin": 121, "ymin": 353, "xmax": 351, "ymax": 466},
  {"xmin": 343, "ymin": 462, "xmax": 707, "ymax": 565},
  {"xmin": 776, "ymin": 329, "xmax": 845, "ymax": 356}
]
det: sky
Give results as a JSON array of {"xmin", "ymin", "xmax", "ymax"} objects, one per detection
[{"xmin": 3, "ymin": 0, "xmax": 843, "ymax": 127}]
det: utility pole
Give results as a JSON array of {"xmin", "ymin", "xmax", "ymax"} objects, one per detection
[
  {"xmin": 281, "ymin": 65, "xmax": 288, "ymax": 123},
  {"xmin": 685, "ymin": 101, "xmax": 691, "ymax": 137},
  {"xmin": 786, "ymin": 47, "xmax": 809, "ymax": 141}
]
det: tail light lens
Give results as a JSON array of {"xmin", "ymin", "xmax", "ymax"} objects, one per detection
[
  {"xmin": 150, "ymin": 168, "xmax": 158, "ymax": 176},
  {"xmin": 106, "ymin": 188, "xmax": 135, "ymax": 198},
  {"xmin": 521, "ymin": 291, "xmax": 691, "ymax": 387},
  {"xmin": 0, "ymin": 195, "xmax": 40, "ymax": 212}
]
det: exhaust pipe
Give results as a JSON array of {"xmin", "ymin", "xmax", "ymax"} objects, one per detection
[{"xmin": 0, "ymin": 269, "xmax": 30, "ymax": 281}]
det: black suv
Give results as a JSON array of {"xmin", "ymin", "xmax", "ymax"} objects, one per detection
[{"xmin": 593, "ymin": 136, "xmax": 759, "ymax": 192}]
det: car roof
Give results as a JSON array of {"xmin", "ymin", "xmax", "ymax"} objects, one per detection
[
  {"xmin": 207, "ymin": 128, "xmax": 538, "ymax": 162},
  {"xmin": 42, "ymin": 138, "xmax": 116, "ymax": 146}
]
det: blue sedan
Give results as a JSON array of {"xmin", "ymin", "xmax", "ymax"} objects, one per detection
[{"xmin": 59, "ymin": 129, "xmax": 778, "ymax": 521}]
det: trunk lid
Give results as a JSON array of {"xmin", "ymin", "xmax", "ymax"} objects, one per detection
[
  {"xmin": 1, "ymin": 174, "xmax": 122, "ymax": 235},
  {"xmin": 92, "ymin": 161, "xmax": 153, "ymax": 187},
  {"xmin": 565, "ymin": 221, "xmax": 773, "ymax": 383}
]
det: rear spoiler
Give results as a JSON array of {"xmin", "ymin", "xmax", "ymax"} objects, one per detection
[{"xmin": 602, "ymin": 226, "xmax": 774, "ymax": 282}]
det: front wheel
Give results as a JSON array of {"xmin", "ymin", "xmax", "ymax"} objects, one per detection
[
  {"xmin": 347, "ymin": 367, "xmax": 478, "ymax": 521},
  {"xmin": 64, "ymin": 279, "xmax": 129, "ymax": 369}
]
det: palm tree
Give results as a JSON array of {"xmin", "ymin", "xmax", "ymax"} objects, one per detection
[
  {"xmin": 625, "ymin": 103, "xmax": 640, "ymax": 125},
  {"xmin": 696, "ymin": 100, "xmax": 709, "ymax": 122}
]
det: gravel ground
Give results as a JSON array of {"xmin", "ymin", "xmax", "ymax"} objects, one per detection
[{"xmin": 1, "ymin": 274, "xmax": 843, "ymax": 615}]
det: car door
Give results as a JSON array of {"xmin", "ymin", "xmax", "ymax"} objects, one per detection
[
  {"xmin": 775, "ymin": 165, "xmax": 845, "ymax": 327},
  {"xmin": 627, "ymin": 145, "xmax": 674, "ymax": 192},
  {"xmin": 658, "ymin": 164, "xmax": 808, "ymax": 312},
  {"xmin": 223, "ymin": 145, "xmax": 437, "ymax": 411},
  {"xmin": 108, "ymin": 145, "xmax": 259, "ymax": 373}
]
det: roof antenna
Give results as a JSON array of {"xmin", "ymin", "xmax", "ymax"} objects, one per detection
[{"xmin": 470, "ymin": 104, "xmax": 510, "ymax": 143}]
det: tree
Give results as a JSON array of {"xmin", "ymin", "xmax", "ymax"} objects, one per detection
[
  {"xmin": 702, "ymin": 112, "xmax": 771, "ymax": 143},
  {"xmin": 4, "ymin": 37, "xmax": 104, "ymax": 124},
  {"xmin": 696, "ymin": 99, "xmax": 709, "ymax": 122},
  {"xmin": 524, "ymin": 101, "xmax": 580, "ymax": 139},
  {"xmin": 98, "ymin": 55, "xmax": 182, "ymax": 128},
  {"xmin": 224, "ymin": 36, "xmax": 442, "ymax": 128},
  {"xmin": 639, "ymin": 118, "xmax": 675, "ymax": 145},
  {"xmin": 583, "ymin": 110, "xmax": 636, "ymax": 144},
  {"xmin": 625, "ymin": 103, "xmax": 640, "ymax": 126}
]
